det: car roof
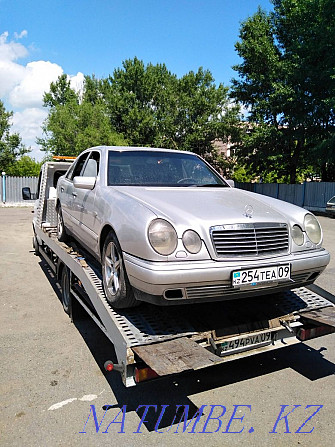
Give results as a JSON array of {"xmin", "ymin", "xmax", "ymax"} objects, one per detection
[{"xmin": 84, "ymin": 146, "xmax": 195, "ymax": 156}]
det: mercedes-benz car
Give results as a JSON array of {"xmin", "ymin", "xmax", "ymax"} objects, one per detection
[{"xmin": 56, "ymin": 146, "xmax": 330, "ymax": 308}]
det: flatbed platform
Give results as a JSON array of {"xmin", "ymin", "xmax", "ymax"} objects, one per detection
[{"xmin": 36, "ymin": 224, "xmax": 335, "ymax": 386}]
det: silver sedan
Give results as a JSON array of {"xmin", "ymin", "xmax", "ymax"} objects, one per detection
[{"xmin": 56, "ymin": 146, "xmax": 330, "ymax": 308}]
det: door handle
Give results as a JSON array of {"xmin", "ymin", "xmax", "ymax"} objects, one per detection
[
  {"xmin": 60, "ymin": 187, "xmax": 64, "ymax": 192},
  {"xmin": 72, "ymin": 192, "xmax": 77, "ymax": 197}
]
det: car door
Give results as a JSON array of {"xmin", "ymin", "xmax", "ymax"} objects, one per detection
[
  {"xmin": 59, "ymin": 152, "xmax": 90, "ymax": 233},
  {"xmin": 74, "ymin": 151, "xmax": 100, "ymax": 250}
]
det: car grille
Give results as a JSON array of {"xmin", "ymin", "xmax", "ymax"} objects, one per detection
[{"xmin": 210, "ymin": 223, "xmax": 289, "ymax": 258}]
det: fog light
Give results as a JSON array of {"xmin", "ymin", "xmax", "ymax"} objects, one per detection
[
  {"xmin": 182, "ymin": 230, "xmax": 202, "ymax": 254},
  {"xmin": 292, "ymin": 225, "xmax": 304, "ymax": 246}
]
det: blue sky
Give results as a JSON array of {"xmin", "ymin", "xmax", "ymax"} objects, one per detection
[{"xmin": 0, "ymin": 0, "xmax": 273, "ymax": 159}]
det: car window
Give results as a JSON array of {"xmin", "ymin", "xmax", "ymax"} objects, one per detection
[
  {"xmin": 328, "ymin": 196, "xmax": 335, "ymax": 204},
  {"xmin": 65, "ymin": 163, "xmax": 75, "ymax": 180},
  {"xmin": 81, "ymin": 151, "xmax": 100, "ymax": 177},
  {"xmin": 107, "ymin": 151, "xmax": 227, "ymax": 187},
  {"xmin": 66, "ymin": 153, "xmax": 89, "ymax": 180},
  {"xmin": 53, "ymin": 170, "xmax": 67, "ymax": 188}
]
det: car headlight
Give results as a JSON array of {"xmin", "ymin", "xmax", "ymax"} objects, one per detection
[
  {"xmin": 148, "ymin": 219, "xmax": 178, "ymax": 255},
  {"xmin": 304, "ymin": 214, "xmax": 322, "ymax": 245},
  {"xmin": 291, "ymin": 225, "xmax": 304, "ymax": 246},
  {"xmin": 182, "ymin": 230, "xmax": 202, "ymax": 254}
]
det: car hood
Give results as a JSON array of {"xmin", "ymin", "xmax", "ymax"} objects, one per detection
[{"xmin": 116, "ymin": 186, "xmax": 294, "ymax": 228}]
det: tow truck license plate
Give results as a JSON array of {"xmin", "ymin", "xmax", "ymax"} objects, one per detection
[
  {"xmin": 218, "ymin": 331, "xmax": 274, "ymax": 356},
  {"xmin": 232, "ymin": 264, "xmax": 290, "ymax": 287}
]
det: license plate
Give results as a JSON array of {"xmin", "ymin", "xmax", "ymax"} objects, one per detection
[
  {"xmin": 232, "ymin": 264, "xmax": 290, "ymax": 287},
  {"xmin": 218, "ymin": 331, "xmax": 274, "ymax": 356}
]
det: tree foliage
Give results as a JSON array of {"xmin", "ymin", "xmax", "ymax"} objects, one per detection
[
  {"xmin": 7, "ymin": 155, "xmax": 42, "ymax": 176},
  {"xmin": 38, "ymin": 100, "xmax": 126, "ymax": 156},
  {"xmin": 38, "ymin": 75, "xmax": 126, "ymax": 156},
  {"xmin": 39, "ymin": 58, "xmax": 240, "ymax": 162},
  {"xmin": 43, "ymin": 74, "xmax": 79, "ymax": 108},
  {"xmin": 0, "ymin": 100, "xmax": 29, "ymax": 173},
  {"xmin": 231, "ymin": 0, "xmax": 335, "ymax": 182},
  {"xmin": 100, "ymin": 58, "xmax": 239, "ymax": 157}
]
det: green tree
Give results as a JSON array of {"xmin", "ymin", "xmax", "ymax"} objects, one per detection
[
  {"xmin": 231, "ymin": 0, "xmax": 335, "ymax": 183},
  {"xmin": 0, "ymin": 100, "xmax": 29, "ymax": 173},
  {"xmin": 40, "ymin": 59, "xmax": 240, "ymax": 161},
  {"xmin": 7, "ymin": 155, "xmax": 42, "ymax": 176},
  {"xmin": 43, "ymin": 74, "xmax": 79, "ymax": 108},
  {"xmin": 100, "ymin": 58, "xmax": 240, "ymax": 157},
  {"xmin": 39, "ymin": 76, "xmax": 126, "ymax": 156},
  {"xmin": 160, "ymin": 67, "xmax": 239, "ymax": 157},
  {"xmin": 100, "ymin": 58, "xmax": 177, "ymax": 147}
]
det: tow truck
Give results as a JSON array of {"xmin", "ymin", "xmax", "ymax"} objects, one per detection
[{"xmin": 23, "ymin": 159, "xmax": 335, "ymax": 387}]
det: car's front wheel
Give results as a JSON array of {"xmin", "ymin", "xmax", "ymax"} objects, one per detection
[{"xmin": 102, "ymin": 231, "xmax": 138, "ymax": 309}]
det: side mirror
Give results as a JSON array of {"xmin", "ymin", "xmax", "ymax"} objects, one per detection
[
  {"xmin": 73, "ymin": 176, "xmax": 96, "ymax": 190},
  {"xmin": 22, "ymin": 187, "xmax": 32, "ymax": 200},
  {"xmin": 226, "ymin": 179, "xmax": 235, "ymax": 188}
]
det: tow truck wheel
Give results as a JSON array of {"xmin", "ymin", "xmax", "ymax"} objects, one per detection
[
  {"xmin": 57, "ymin": 207, "xmax": 68, "ymax": 242},
  {"xmin": 102, "ymin": 232, "xmax": 138, "ymax": 309},
  {"xmin": 32, "ymin": 234, "xmax": 39, "ymax": 255},
  {"xmin": 61, "ymin": 266, "xmax": 72, "ymax": 315}
]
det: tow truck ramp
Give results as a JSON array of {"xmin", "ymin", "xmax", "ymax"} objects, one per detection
[{"xmin": 36, "ymin": 224, "xmax": 335, "ymax": 387}]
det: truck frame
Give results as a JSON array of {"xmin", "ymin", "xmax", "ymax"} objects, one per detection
[{"xmin": 27, "ymin": 161, "xmax": 335, "ymax": 387}]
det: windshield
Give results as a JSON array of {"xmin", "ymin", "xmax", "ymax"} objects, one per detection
[{"xmin": 107, "ymin": 150, "xmax": 227, "ymax": 187}]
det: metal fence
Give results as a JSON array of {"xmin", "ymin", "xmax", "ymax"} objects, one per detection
[
  {"xmin": 1, "ymin": 174, "xmax": 335, "ymax": 211},
  {"xmin": 1, "ymin": 175, "xmax": 38, "ymax": 204},
  {"xmin": 235, "ymin": 181, "xmax": 335, "ymax": 212}
]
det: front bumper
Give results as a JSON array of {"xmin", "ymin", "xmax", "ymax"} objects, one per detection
[{"xmin": 124, "ymin": 249, "xmax": 330, "ymax": 303}]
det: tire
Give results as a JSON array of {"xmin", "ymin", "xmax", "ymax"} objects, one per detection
[
  {"xmin": 32, "ymin": 234, "xmax": 39, "ymax": 255},
  {"xmin": 57, "ymin": 206, "xmax": 68, "ymax": 242},
  {"xmin": 61, "ymin": 266, "xmax": 72, "ymax": 315},
  {"xmin": 102, "ymin": 231, "xmax": 138, "ymax": 309}
]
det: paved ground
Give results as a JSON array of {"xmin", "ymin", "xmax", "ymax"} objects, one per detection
[{"xmin": 0, "ymin": 208, "xmax": 334, "ymax": 447}]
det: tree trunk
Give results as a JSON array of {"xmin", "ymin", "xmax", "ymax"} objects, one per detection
[{"xmin": 289, "ymin": 139, "xmax": 303, "ymax": 184}]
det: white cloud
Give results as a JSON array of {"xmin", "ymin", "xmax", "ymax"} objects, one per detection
[
  {"xmin": 0, "ymin": 31, "xmax": 64, "ymax": 109},
  {"xmin": 11, "ymin": 108, "xmax": 48, "ymax": 159},
  {"xmin": 0, "ymin": 59, "xmax": 26, "ymax": 97},
  {"xmin": 9, "ymin": 61, "xmax": 63, "ymax": 108},
  {"xmin": 0, "ymin": 31, "xmax": 84, "ymax": 160},
  {"xmin": 0, "ymin": 31, "xmax": 28, "ymax": 97},
  {"xmin": 11, "ymin": 108, "xmax": 48, "ymax": 141},
  {"xmin": 70, "ymin": 71, "xmax": 85, "ymax": 94},
  {"xmin": 0, "ymin": 31, "xmax": 28, "ymax": 61},
  {"xmin": 14, "ymin": 30, "xmax": 28, "ymax": 40}
]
